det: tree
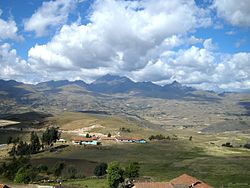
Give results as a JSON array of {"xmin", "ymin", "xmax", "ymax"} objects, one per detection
[
  {"xmin": 107, "ymin": 162, "xmax": 124, "ymax": 188},
  {"xmin": 15, "ymin": 141, "xmax": 31, "ymax": 156},
  {"xmin": 94, "ymin": 162, "xmax": 108, "ymax": 177},
  {"xmin": 0, "ymin": 156, "xmax": 31, "ymax": 180},
  {"xmin": 14, "ymin": 166, "xmax": 37, "ymax": 184},
  {"xmin": 108, "ymin": 133, "xmax": 112, "ymax": 137},
  {"xmin": 53, "ymin": 162, "xmax": 65, "ymax": 177},
  {"xmin": 30, "ymin": 132, "xmax": 41, "ymax": 154},
  {"xmin": 124, "ymin": 162, "xmax": 140, "ymax": 178},
  {"xmin": 42, "ymin": 127, "xmax": 60, "ymax": 147},
  {"xmin": 86, "ymin": 133, "xmax": 90, "ymax": 138}
]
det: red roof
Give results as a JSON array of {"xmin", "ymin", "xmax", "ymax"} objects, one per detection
[
  {"xmin": 0, "ymin": 184, "xmax": 10, "ymax": 188},
  {"xmin": 170, "ymin": 174, "xmax": 213, "ymax": 188},
  {"xmin": 133, "ymin": 182, "xmax": 174, "ymax": 188},
  {"xmin": 101, "ymin": 137, "xmax": 116, "ymax": 140},
  {"xmin": 73, "ymin": 137, "xmax": 97, "ymax": 142},
  {"xmin": 116, "ymin": 137, "xmax": 145, "ymax": 141}
]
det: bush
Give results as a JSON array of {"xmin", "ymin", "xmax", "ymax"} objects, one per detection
[
  {"xmin": 94, "ymin": 162, "xmax": 108, "ymax": 177},
  {"xmin": 14, "ymin": 166, "xmax": 37, "ymax": 184},
  {"xmin": 1, "ymin": 157, "xmax": 31, "ymax": 180},
  {"xmin": 149, "ymin": 134, "xmax": 166, "ymax": 140},
  {"xmin": 107, "ymin": 162, "xmax": 124, "ymax": 188},
  {"xmin": 124, "ymin": 162, "xmax": 140, "ymax": 178}
]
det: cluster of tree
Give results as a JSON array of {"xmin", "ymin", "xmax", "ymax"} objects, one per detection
[
  {"xmin": 0, "ymin": 156, "xmax": 78, "ymax": 184},
  {"xmin": 148, "ymin": 134, "xmax": 170, "ymax": 141},
  {"xmin": 8, "ymin": 127, "xmax": 60, "ymax": 157},
  {"xmin": 0, "ymin": 156, "xmax": 47, "ymax": 183},
  {"xmin": 42, "ymin": 127, "xmax": 61, "ymax": 147},
  {"xmin": 86, "ymin": 133, "xmax": 92, "ymax": 138},
  {"xmin": 107, "ymin": 161, "xmax": 140, "ymax": 188},
  {"xmin": 8, "ymin": 132, "xmax": 41, "ymax": 156},
  {"xmin": 119, "ymin": 127, "xmax": 131, "ymax": 133}
]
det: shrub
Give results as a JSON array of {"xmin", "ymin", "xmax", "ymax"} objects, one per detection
[
  {"xmin": 107, "ymin": 162, "xmax": 124, "ymax": 188},
  {"xmin": 94, "ymin": 162, "xmax": 108, "ymax": 177}
]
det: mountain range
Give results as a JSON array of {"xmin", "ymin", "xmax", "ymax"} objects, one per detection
[
  {"xmin": 0, "ymin": 74, "xmax": 225, "ymax": 114},
  {"xmin": 0, "ymin": 74, "xmax": 203, "ymax": 99}
]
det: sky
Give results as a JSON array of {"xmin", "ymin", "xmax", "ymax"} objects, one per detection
[{"xmin": 0, "ymin": 0, "xmax": 250, "ymax": 92}]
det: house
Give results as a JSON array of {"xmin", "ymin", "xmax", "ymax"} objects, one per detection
[
  {"xmin": 100, "ymin": 137, "xmax": 117, "ymax": 141},
  {"xmin": 0, "ymin": 184, "xmax": 10, "ymax": 188},
  {"xmin": 133, "ymin": 182, "xmax": 174, "ymax": 188},
  {"xmin": 72, "ymin": 137, "xmax": 99, "ymax": 145},
  {"xmin": 115, "ymin": 137, "xmax": 147, "ymax": 143},
  {"xmin": 170, "ymin": 174, "xmax": 213, "ymax": 188},
  {"xmin": 116, "ymin": 137, "xmax": 133, "ymax": 143},
  {"xmin": 134, "ymin": 139, "xmax": 147, "ymax": 144},
  {"xmin": 133, "ymin": 174, "xmax": 213, "ymax": 188},
  {"xmin": 57, "ymin": 138, "xmax": 67, "ymax": 143}
]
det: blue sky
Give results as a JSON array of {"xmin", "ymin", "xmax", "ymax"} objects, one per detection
[{"xmin": 0, "ymin": 0, "xmax": 249, "ymax": 91}]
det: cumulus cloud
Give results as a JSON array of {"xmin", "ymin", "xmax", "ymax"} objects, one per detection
[
  {"xmin": 28, "ymin": 0, "xmax": 211, "ymax": 77},
  {"xmin": 132, "ymin": 45, "xmax": 250, "ymax": 91},
  {"xmin": 0, "ymin": 43, "xmax": 32, "ymax": 82},
  {"xmin": 0, "ymin": 9, "xmax": 20, "ymax": 41},
  {"xmin": 213, "ymin": 0, "xmax": 250, "ymax": 27},
  {"xmin": 24, "ymin": 0, "xmax": 76, "ymax": 36},
  {"xmin": 0, "ymin": 0, "xmax": 238, "ymax": 91}
]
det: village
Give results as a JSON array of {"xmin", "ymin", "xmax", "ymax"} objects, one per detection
[{"xmin": 71, "ymin": 135, "xmax": 146, "ymax": 146}]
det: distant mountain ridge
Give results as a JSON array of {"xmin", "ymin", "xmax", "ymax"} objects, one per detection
[
  {"xmin": 0, "ymin": 74, "xmax": 224, "ymax": 114},
  {"xmin": 0, "ymin": 74, "xmax": 237, "ymax": 114},
  {"xmin": 0, "ymin": 74, "xmax": 210, "ymax": 99}
]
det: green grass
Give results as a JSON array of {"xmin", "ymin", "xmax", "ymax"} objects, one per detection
[
  {"xmin": 62, "ymin": 178, "xmax": 108, "ymax": 188},
  {"xmin": 34, "ymin": 140, "xmax": 250, "ymax": 188}
]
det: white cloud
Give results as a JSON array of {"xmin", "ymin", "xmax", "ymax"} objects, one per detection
[
  {"xmin": 203, "ymin": 38, "xmax": 216, "ymax": 50},
  {"xmin": 131, "ymin": 45, "xmax": 250, "ymax": 91},
  {"xmin": 3, "ymin": 0, "xmax": 243, "ymax": 91},
  {"xmin": 213, "ymin": 0, "xmax": 250, "ymax": 27},
  {"xmin": 188, "ymin": 36, "xmax": 204, "ymax": 45},
  {"xmin": 0, "ymin": 9, "xmax": 20, "ymax": 41},
  {"xmin": 24, "ymin": 0, "xmax": 76, "ymax": 36},
  {"xmin": 28, "ymin": 0, "xmax": 211, "ymax": 76},
  {"xmin": 0, "ymin": 43, "xmax": 32, "ymax": 82}
]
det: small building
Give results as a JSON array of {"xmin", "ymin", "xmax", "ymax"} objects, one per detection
[
  {"xmin": 170, "ymin": 174, "xmax": 213, "ymax": 188},
  {"xmin": 100, "ymin": 137, "xmax": 117, "ymax": 141},
  {"xmin": 116, "ymin": 137, "xmax": 133, "ymax": 143},
  {"xmin": 134, "ymin": 139, "xmax": 147, "ymax": 144},
  {"xmin": 0, "ymin": 184, "xmax": 10, "ymax": 188},
  {"xmin": 72, "ymin": 137, "xmax": 99, "ymax": 145},
  {"xmin": 133, "ymin": 182, "xmax": 174, "ymax": 188},
  {"xmin": 57, "ymin": 138, "xmax": 67, "ymax": 143},
  {"xmin": 133, "ymin": 174, "xmax": 213, "ymax": 188},
  {"xmin": 116, "ymin": 137, "xmax": 146, "ymax": 143}
]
